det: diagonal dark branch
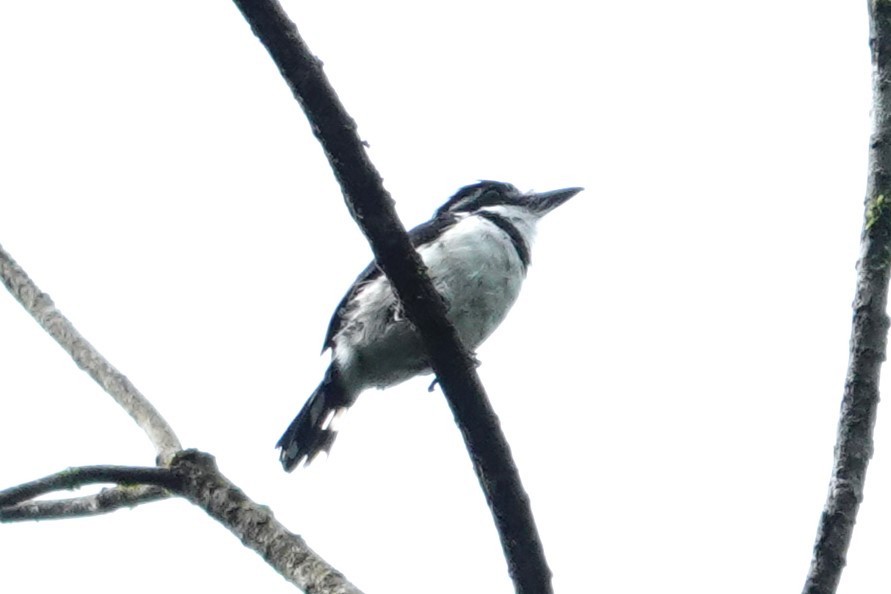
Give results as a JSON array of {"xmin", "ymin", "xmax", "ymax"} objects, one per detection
[
  {"xmin": 0, "ymin": 243, "xmax": 182, "ymax": 463},
  {"xmin": 230, "ymin": 2, "xmax": 552, "ymax": 592},
  {"xmin": 0, "ymin": 485, "xmax": 170, "ymax": 522},
  {"xmin": 802, "ymin": 3, "xmax": 891, "ymax": 593}
]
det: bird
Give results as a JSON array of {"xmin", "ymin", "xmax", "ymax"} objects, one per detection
[{"xmin": 277, "ymin": 180, "xmax": 582, "ymax": 470}]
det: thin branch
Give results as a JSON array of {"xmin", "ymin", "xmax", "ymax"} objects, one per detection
[
  {"xmin": 0, "ymin": 465, "xmax": 179, "ymax": 507},
  {"xmin": 231, "ymin": 2, "xmax": 552, "ymax": 592},
  {"xmin": 0, "ymin": 242, "xmax": 181, "ymax": 463},
  {"xmin": 0, "ymin": 485, "xmax": 170, "ymax": 522},
  {"xmin": 1, "ymin": 451, "xmax": 365, "ymax": 594},
  {"xmin": 802, "ymin": 3, "xmax": 891, "ymax": 593},
  {"xmin": 170, "ymin": 450, "xmax": 364, "ymax": 594}
]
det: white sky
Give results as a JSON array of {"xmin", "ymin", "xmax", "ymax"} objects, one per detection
[{"xmin": 0, "ymin": 1, "xmax": 881, "ymax": 593}]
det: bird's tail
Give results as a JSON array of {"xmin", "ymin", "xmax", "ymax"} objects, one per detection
[{"xmin": 277, "ymin": 366, "xmax": 349, "ymax": 471}]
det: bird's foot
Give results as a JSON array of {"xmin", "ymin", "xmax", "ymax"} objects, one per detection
[{"xmin": 426, "ymin": 354, "xmax": 481, "ymax": 392}]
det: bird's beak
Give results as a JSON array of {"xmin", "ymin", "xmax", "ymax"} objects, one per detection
[{"xmin": 528, "ymin": 187, "xmax": 583, "ymax": 215}]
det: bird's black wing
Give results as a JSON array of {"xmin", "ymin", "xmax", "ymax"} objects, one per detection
[
  {"xmin": 321, "ymin": 213, "xmax": 459, "ymax": 351},
  {"xmin": 321, "ymin": 260, "xmax": 381, "ymax": 351}
]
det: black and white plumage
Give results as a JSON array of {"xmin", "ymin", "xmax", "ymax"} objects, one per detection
[{"xmin": 277, "ymin": 181, "xmax": 582, "ymax": 470}]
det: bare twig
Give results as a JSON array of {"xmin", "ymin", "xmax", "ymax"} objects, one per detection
[
  {"xmin": 0, "ymin": 242, "xmax": 181, "ymax": 463},
  {"xmin": 0, "ymin": 465, "xmax": 179, "ymax": 507},
  {"xmin": 0, "ymin": 485, "xmax": 170, "ymax": 522},
  {"xmin": 802, "ymin": 3, "xmax": 891, "ymax": 593},
  {"xmin": 231, "ymin": 2, "xmax": 552, "ymax": 592}
]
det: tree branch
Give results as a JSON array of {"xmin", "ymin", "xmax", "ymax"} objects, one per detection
[
  {"xmin": 230, "ymin": 2, "xmax": 551, "ymax": 592},
  {"xmin": 0, "ymin": 465, "xmax": 179, "ymax": 507},
  {"xmin": 1, "ymin": 451, "xmax": 365, "ymax": 594},
  {"xmin": 0, "ymin": 243, "xmax": 182, "ymax": 463},
  {"xmin": 0, "ymin": 466, "xmax": 176, "ymax": 522},
  {"xmin": 802, "ymin": 3, "xmax": 891, "ymax": 593},
  {"xmin": 0, "ymin": 485, "xmax": 170, "ymax": 522},
  {"xmin": 2, "ymin": 234, "xmax": 363, "ymax": 590},
  {"xmin": 171, "ymin": 450, "xmax": 364, "ymax": 594}
]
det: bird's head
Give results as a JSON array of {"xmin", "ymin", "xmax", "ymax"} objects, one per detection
[{"xmin": 436, "ymin": 181, "xmax": 582, "ymax": 220}]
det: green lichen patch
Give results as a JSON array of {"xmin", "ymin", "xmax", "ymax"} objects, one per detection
[{"xmin": 866, "ymin": 194, "xmax": 887, "ymax": 230}]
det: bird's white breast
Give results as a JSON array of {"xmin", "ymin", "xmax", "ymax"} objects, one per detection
[
  {"xmin": 419, "ymin": 214, "xmax": 529, "ymax": 348},
  {"xmin": 333, "ymin": 213, "xmax": 533, "ymax": 391}
]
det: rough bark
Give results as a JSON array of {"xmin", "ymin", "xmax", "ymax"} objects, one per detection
[{"xmin": 802, "ymin": 3, "xmax": 891, "ymax": 593}]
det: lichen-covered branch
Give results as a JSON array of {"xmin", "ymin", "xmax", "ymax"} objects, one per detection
[
  {"xmin": 0, "ymin": 243, "xmax": 181, "ymax": 462},
  {"xmin": 802, "ymin": 3, "xmax": 891, "ymax": 593},
  {"xmin": 231, "ymin": 1, "xmax": 552, "ymax": 592},
  {"xmin": 171, "ymin": 450, "xmax": 364, "ymax": 594}
]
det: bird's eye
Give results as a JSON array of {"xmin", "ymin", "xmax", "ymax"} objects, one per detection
[{"xmin": 481, "ymin": 190, "xmax": 501, "ymax": 205}]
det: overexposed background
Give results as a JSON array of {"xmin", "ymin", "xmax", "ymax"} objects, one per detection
[{"xmin": 0, "ymin": 2, "xmax": 879, "ymax": 593}]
